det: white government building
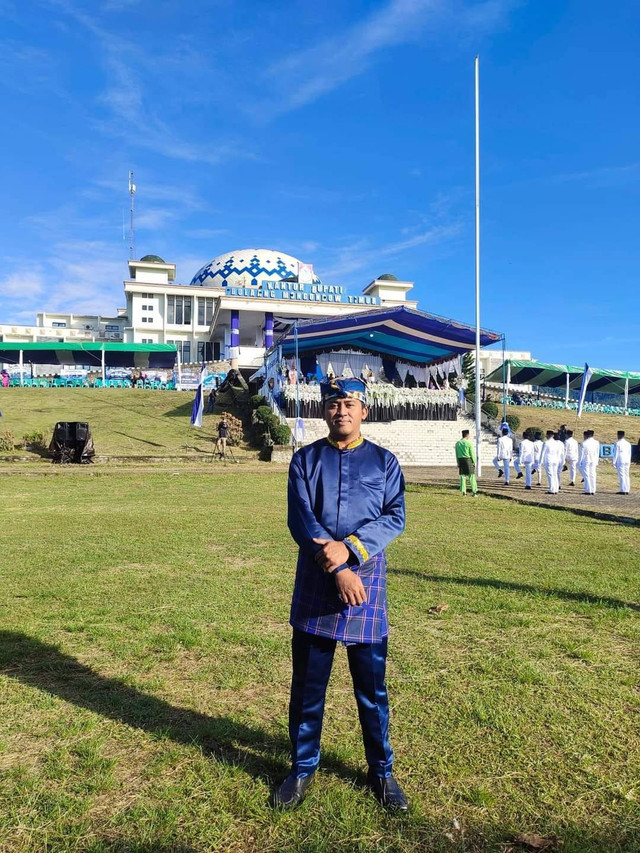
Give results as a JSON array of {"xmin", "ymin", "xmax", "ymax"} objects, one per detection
[{"xmin": 0, "ymin": 247, "xmax": 528, "ymax": 375}]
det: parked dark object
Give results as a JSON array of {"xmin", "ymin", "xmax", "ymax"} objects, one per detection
[{"xmin": 48, "ymin": 422, "xmax": 95, "ymax": 464}]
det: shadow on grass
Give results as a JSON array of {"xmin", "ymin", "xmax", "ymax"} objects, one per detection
[
  {"xmin": 390, "ymin": 570, "xmax": 640, "ymax": 612},
  {"xmin": 163, "ymin": 401, "xmax": 197, "ymax": 418},
  {"xmin": 113, "ymin": 432, "xmax": 166, "ymax": 448},
  {"xmin": 0, "ymin": 631, "xmax": 362, "ymax": 786}
]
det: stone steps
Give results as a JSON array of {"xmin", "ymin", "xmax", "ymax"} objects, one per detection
[{"xmin": 287, "ymin": 414, "xmax": 496, "ymax": 467}]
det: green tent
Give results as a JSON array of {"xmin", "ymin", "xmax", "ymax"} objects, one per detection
[
  {"xmin": 485, "ymin": 358, "xmax": 640, "ymax": 406},
  {"xmin": 0, "ymin": 341, "xmax": 178, "ymax": 370}
]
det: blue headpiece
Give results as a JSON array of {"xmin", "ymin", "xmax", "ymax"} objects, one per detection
[{"xmin": 320, "ymin": 377, "xmax": 368, "ymax": 405}]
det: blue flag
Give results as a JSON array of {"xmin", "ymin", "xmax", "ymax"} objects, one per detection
[{"xmin": 190, "ymin": 362, "xmax": 207, "ymax": 428}]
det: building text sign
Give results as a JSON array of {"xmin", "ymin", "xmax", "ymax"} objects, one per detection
[{"xmin": 225, "ymin": 279, "xmax": 380, "ymax": 306}]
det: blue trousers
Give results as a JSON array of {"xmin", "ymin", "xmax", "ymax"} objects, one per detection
[{"xmin": 289, "ymin": 628, "xmax": 394, "ymax": 778}]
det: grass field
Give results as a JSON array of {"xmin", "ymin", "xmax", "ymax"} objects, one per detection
[
  {"xmin": 1, "ymin": 470, "xmax": 638, "ymax": 852},
  {"xmin": 0, "ymin": 388, "xmax": 242, "ymax": 460}
]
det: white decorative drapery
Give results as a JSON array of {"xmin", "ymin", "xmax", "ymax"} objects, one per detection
[{"xmin": 395, "ymin": 362, "xmax": 410, "ymax": 384}]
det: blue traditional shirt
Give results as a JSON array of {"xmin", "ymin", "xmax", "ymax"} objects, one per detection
[{"xmin": 287, "ymin": 436, "xmax": 405, "ymax": 644}]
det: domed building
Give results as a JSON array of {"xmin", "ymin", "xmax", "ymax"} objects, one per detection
[
  {"xmin": 190, "ymin": 249, "xmax": 320, "ymax": 288},
  {"xmin": 122, "ymin": 248, "xmax": 417, "ymax": 369}
]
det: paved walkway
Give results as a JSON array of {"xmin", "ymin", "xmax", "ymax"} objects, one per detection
[{"xmin": 403, "ymin": 465, "xmax": 640, "ymax": 524}]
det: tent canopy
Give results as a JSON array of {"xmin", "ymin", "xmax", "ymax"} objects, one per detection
[
  {"xmin": 486, "ymin": 359, "xmax": 640, "ymax": 395},
  {"xmin": 278, "ymin": 306, "xmax": 501, "ymax": 366},
  {"xmin": 0, "ymin": 341, "xmax": 178, "ymax": 369}
]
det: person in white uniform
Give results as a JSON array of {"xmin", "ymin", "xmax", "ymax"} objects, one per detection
[
  {"xmin": 540, "ymin": 430, "xmax": 564, "ymax": 494},
  {"xmin": 532, "ymin": 431, "xmax": 544, "ymax": 486},
  {"xmin": 564, "ymin": 429, "xmax": 579, "ymax": 486},
  {"xmin": 496, "ymin": 428, "xmax": 513, "ymax": 484},
  {"xmin": 613, "ymin": 430, "xmax": 632, "ymax": 494},
  {"xmin": 555, "ymin": 435, "xmax": 567, "ymax": 489},
  {"xmin": 493, "ymin": 420, "xmax": 511, "ymax": 478},
  {"xmin": 512, "ymin": 434, "xmax": 524, "ymax": 480},
  {"xmin": 519, "ymin": 430, "xmax": 535, "ymax": 490},
  {"xmin": 579, "ymin": 430, "xmax": 600, "ymax": 495}
]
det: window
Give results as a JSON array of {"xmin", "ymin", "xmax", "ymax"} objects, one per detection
[
  {"xmin": 197, "ymin": 297, "xmax": 214, "ymax": 326},
  {"xmin": 167, "ymin": 340, "xmax": 191, "ymax": 362},
  {"xmin": 142, "ymin": 304, "xmax": 153, "ymax": 311},
  {"xmin": 141, "ymin": 317, "xmax": 151, "ymax": 323},
  {"xmin": 197, "ymin": 341, "xmax": 214, "ymax": 361},
  {"xmin": 167, "ymin": 295, "xmax": 192, "ymax": 325},
  {"xmin": 141, "ymin": 338, "xmax": 152, "ymax": 344},
  {"xmin": 52, "ymin": 321, "xmax": 67, "ymax": 328}
]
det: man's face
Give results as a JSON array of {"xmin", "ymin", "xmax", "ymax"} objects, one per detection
[{"xmin": 324, "ymin": 397, "xmax": 368, "ymax": 439}]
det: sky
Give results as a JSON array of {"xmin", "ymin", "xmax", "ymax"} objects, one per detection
[{"xmin": 1, "ymin": 0, "xmax": 639, "ymax": 370}]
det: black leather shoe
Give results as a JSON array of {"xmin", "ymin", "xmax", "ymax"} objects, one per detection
[
  {"xmin": 271, "ymin": 773, "xmax": 314, "ymax": 809},
  {"xmin": 366, "ymin": 769, "xmax": 409, "ymax": 812}
]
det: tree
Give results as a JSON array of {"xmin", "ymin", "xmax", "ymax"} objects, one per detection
[{"xmin": 460, "ymin": 352, "xmax": 476, "ymax": 395}]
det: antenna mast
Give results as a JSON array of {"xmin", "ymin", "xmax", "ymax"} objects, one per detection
[{"xmin": 128, "ymin": 171, "xmax": 136, "ymax": 260}]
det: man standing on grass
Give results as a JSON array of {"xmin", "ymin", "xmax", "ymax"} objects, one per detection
[
  {"xmin": 613, "ymin": 430, "xmax": 632, "ymax": 494},
  {"xmin": 532, "ymin": 430, "xmax": 544, "ymax": 486},
  {"xmin": 540, "ymin": 430, "xmax": 563, "ymax": 494},
  {"xmin": 216, "ymin": 415, "xmax": 228, "ymax": 459},
  {"xmin": 273, "ymin": 377, "xmax": 408, "ymax": 812},
  {"xmin": 519, "ymin": 429, "xmax": 535, "ymax": 490},
  {"xmin": 495, "ymin": 427, "xmax": 513, "ymax": 484},
  {"xmin": 580, "ymin": 429, "xmax": 600, "ymax": 495},
  {"xmin": 455, "ymin": 429, "xmax": 478, "ymax": 496},
  {"xmin": 564, "ymin": 429, "xmax": 579, "ymax": 486}
]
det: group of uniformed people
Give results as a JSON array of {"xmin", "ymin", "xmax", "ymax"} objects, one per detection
[
  {"xmin": 455, "ymin": 422, "xmax": 633, "ymax": 496},
  {"xmin": 491, "ymin": 424, "xmax": 633, "ymax": 495}
]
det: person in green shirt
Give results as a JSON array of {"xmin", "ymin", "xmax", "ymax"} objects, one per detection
[{"xmin": 455, "ymin": 429, "xmax": 478, "ymax": 496}]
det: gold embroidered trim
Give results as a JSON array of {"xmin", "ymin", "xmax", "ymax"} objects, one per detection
[
  {"xmin": 326, "ymin": 435, "xmax": 364, "ymax": 450},
  {"xmin": 345, "ymin": 534, "xmax": 369, "ymax": 563}
]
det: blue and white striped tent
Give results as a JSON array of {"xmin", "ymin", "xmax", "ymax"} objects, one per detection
[{"xmin": 278, "ymin": 306, "xmax": 501, "ymax": 365}]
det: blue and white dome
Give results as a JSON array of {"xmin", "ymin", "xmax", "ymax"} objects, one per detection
[{"xmin": 190, "ymin": 248, "xmax": 320, "ymax": 288}]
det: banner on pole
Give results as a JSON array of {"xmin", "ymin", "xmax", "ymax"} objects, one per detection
[
  {"xmin": 190, "ymin": 362, "xmax": 207, "ymax": 428},
  {"xmin": 577, "ymin": 363, "xmax": 593, "ymax": 418}
]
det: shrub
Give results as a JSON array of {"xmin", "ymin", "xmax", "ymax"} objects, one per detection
[
  {"xmin": 527, "ymin": 425, "xmax": 545, "ymax": 439},
  {"xmin": 22, "ymin": 430, "xmax": 45, "ymax": 449},
  {"xmin": 254, "ymin": 405, "xmax": 273, "ymax": 423},
  {"xmin": 0, "ymin": 429, "xmax": 16, "ymax": 451},
  {"xmin": 271, "ymin": 423, "xmax": 292, "ymax": 445},
  {"xmin": 481, "ymin": 401, "xmax": 498, "ymax": 419},
  {"xmin": 249, "ymin": 394, "xmax": 267, "ymax": 409},
  {"xmin": 250, "ymin": 422, "xmax": 271, "ymax": 447},
  {"xmin": 506, "ymin": 414, "xmax": 520, "ymax": 433}
]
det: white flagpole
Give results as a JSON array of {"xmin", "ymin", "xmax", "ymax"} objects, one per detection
[{"xmin": 474, "ymin": 56, "xmax": 482, "ymax": 476}]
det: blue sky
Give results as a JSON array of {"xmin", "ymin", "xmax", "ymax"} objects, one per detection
[{"xmin": 1, "ymin": 0, "xmax": 638, "ymax": 369}]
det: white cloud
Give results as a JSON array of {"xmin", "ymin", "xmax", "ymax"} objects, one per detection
[
  {"xmin": 320, "ymin": 222, "xmax": 461, "ymax": 281},
  {"xmin": 0, "ymin": 239, "xmax": 127, "ymax": 322},
  {"xmin": 0, "ymin": 271, "xmax": 46, "ymax": 300},
  {"xmin": 554, "ymin": 163, "xmax": 640, "ymax": 188},
  {"xmin": 51, "ymin": 1, "xmax": 252, "ymax": 165},
  {"xmin": 260, "ymin": 0, "xmax": 517, "ymax": 116}
]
